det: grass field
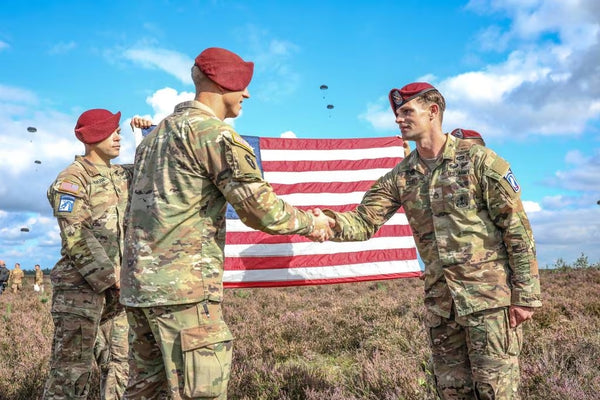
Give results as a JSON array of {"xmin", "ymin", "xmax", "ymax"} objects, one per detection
[{"xmin": 1, "ymin": 258, "xmax": 599, "ymax": 399}]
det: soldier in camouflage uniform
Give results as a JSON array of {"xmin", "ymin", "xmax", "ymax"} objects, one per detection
[
  {"xmin": 451, "ymin": 128, "xmax": 486, "ymax": 146},
  {"xmin": 0, "ymin": 260, "xmax": 8, "ymax": 294},
  {"xmin": 43, "ymin": 109, "xmax": 151, "ymax": 400},
  {"xmin": 120, "ymin": 47, "xmax": 334, "ymax": 400},
  {"xmin": 34, "ymin": 263, "xmax": 45, "ymax": 293},
  {"xmin": 9, "ymin": 262, "xmax": 25, "ymax": 293},
  {"xmin": 320, "ymin": 82, "xmax": 541, "ymax": 400}
]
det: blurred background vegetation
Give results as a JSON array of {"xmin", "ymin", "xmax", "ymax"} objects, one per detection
[{"xmin": 1, "ymin": 255, "xmax": 598, "ymax": 400}]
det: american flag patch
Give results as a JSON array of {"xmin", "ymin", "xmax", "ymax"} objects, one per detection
[{"xmin": 58, "ymin": 181, "xmax": 80, "ymax": 195}]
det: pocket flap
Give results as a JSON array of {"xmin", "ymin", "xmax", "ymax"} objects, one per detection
[{"xmin": 180, "ymin": 321, "xmax": 233, "ymax": 352}]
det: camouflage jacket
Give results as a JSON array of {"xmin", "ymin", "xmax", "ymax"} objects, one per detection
[
  {"xmin": 35, "ymin": 269, "xmax": 44, "ymax": 285},
  {"xmin": 326, "ymin": 134, "xmax": 542, "ymax": 317},
  {"xmin": 47, "ymin": 156, "xmax": 133, "ymax": 293},
  {"xmin": 9, "ymin": 267, "xmax": 24, "ymax": 284},
  {"xmin": 121, "ymin": 100, "xmax": 315, "ymax": 307}
]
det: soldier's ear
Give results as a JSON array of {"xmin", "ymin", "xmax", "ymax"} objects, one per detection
[{"xmin": 428, "ymin": 104, "xmax": 438, "ymax": 121}]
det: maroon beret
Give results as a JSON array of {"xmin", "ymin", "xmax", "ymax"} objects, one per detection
[
  {"xmin": 74, "ymin": 109, "xmax": 121, "ymax": 144},
  {"xmin": 388, "ymin": 82, "xmax": 437, "ymax": 112},
  {"xmin": 451, "ymin": 128, "xmax": 485, "ymax": 144},
  {"xmin": 194, "ymin": 47, "xmax": 254, "ymax": 91}
]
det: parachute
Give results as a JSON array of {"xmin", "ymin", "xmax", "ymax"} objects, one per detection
[
  {"xmin": 27, "ymin": 127, "xmax": 37, "ymax": 133},
  {"xmin": 319, "ymin": 84, "xmax": 328, "ymax": 90},
  {"xmin": 20, "ymin": 227, "xmax": 30, "ymax": 232},
  {"xmin": 326, "ymin": 104, "xmax": 334, "ymax": 110},
  {"xmin": 34, "ymin": 160, "xmax": 42, "ymax": 164}
]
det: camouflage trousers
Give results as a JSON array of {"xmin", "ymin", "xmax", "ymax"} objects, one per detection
[
  {"xmin": 426, "ymin": 306, "xmax": 523, "ymax": 400},
  {"xmin": 11, "ymin": 282, "xmax": 23, "ymax": 293},
  {"xmin": 96, "ymin": 311, "xmax": 130, "ymax": 400},
  {"xmin": 124, "ymin": 301, "xmax": 234, "ymax": 400},
  {"xmin": 43, "ymin": 287, "xmax": 129, "ymax": 400}
]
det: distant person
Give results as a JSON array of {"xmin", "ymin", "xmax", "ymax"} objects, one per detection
[
  {"xmin": 451, "ymin": 128, "xmax": 486, "ymax": 146},
  {"xmin": 120, "ymin": 47, "xmax": 334, "ymax": 400},
  {"xmin": 34, "ymin": 264, "xmax": 45, "ymax": 293},
  {"xmin": 43, "ymin": 109, "xmax": 151, "ymax": 400},
  {"xmin": 9, "ymin": 262, "xmax": 24, "ymax": 293},
  {"xmin": 318, "ymin": 82, "xmax": 541, "ymax": 399},
  {"xmin": 0, "ymin": 260, "xmax": 9, "ymax": 294}
]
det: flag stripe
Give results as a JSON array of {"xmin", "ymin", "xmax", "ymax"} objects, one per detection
[
  {"xmin": 225, "ymin": 236, "xmax": 416, "ymax": 258},
  {"xmin": 224, "ymin": 248, "xmax": 418, "ymax": 270},
  {"xmin": 270, "ymin": 181, "xmax": 377, "ymax": 195},
  {"xmin": 224, "ymin": 261, "xmax": 421, "ymax": 285},
  {"xmin": 223, "ymin": 135, "xmax": 419, "ymax": 288},
  {"xmin": 260, "ymin": 136, "xmax": 402, "ymax": 151},
  {"xmin": 225, "ymin": 224, "xmax": 414, "ymax": 245},
  {"xmin": 226, "ymin": 213, "xmax": 409, "ymax": 232},
  {"xmin": 261, "ymin": 157, "xmax": 400, "ymax": 172}
]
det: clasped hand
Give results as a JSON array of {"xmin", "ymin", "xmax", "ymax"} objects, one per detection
[{"xmin": 306, "ymin": 208, "xmax": 336, "ymax": 242}]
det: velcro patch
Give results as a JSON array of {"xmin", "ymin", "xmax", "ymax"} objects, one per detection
[
  {"xmin": 231, "ymin": 132, "xmax": 255, "ymax": 155},
  {"xmin": 503, "ymin": 169, "xmax": 520, "ymax": 193},
  {"xmin": 58, "ymin": 194, "xmax": 76, "ymax": 213},
  {"xmin": 58, "ymin": 181, "xmax": 80, "ymax": 195}
]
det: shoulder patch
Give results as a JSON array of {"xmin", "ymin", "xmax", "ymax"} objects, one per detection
[
  {"xmin": 57, "ymin": 181, "xmax": 81, "ymax": 196},
  {"xmin": 57, "ymin": 194, "xmax": 76, "ymax": 213},
  {"xmin": 503, "ymin": 168, "xmax": 520, "ymax": 193},
  {"xmin": 231, "ymin": 132, "xmax": 255, "ymax": 155}
]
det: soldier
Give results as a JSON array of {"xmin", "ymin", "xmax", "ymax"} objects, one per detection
[
  {"xmin": 43, "ymin": 109, "xmax": 151, "ymax": 400},
  {"xmin": 9, "ymin": 262, "xmax": 25, "ymax": 293},
  {"xmin": 34, "ymin": 263, "xmax": 45, "ymax": 293},
  {"xmin": 120, "ymin": 47, "xmax": 333, "ymax": 400},
  {"xmin": 318, "ymin": 82, "xmax": 541, "ymax": 399},
  {"xmin": 0, "ymin": 260, "xmax": 9, "ymax": 294},
  {"xmin": 451, "ymin": 128, "xmax": 486, "ymax": 146}
]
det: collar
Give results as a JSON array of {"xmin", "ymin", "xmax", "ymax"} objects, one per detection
[
  {"xmin": 402, "ymin": 134, "xmax": 457, "ymax": 173},
  {"xmin": 174, "ymin": 100, "xmax": 218, "ymax": 118},
  {"xmin": 74, "ymin": 155, "xmax": 112, "ymax": 177}
]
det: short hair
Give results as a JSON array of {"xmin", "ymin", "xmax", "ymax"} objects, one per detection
[
  {"xmin": 416, "ymin": 90, "xmax": 446, "ymax": 122},
  {"xmin": 191, "ymin": 65, "xmax": 213, "ymax": 92}
]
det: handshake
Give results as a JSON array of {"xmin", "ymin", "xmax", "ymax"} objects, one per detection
[{"xmin": 306, "ymin": 208, "xmax": 336, "ymax": 242}]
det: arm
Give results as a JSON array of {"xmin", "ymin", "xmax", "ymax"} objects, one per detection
[
  {"xmin": 48, "ymin": 177, "xmax": 118, "ymax": 293},
  {"xmin": 481, "ymin": 153, "xmax": 542, "ymax": 316},
  {"xmin": 322, "ymin": 169, "xmax": 402, "ymax": 242},
  {"xmin": 208, "ymin": 129, "xmax": 331, "ymax": 238}
]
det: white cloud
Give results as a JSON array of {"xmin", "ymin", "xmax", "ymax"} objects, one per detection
[
  {"xmin": 546, "ymin": 149, "xmax": 600, "ymax": 192},
  {"xmin": 49, "ymin": 41, "xmax": 76, "ymax": 54},
  {"xmin": 145, "ymin": 87, "xmax": 194, "ymax": 122},
  {"xmin": 0, "ymin": 84, "xmax": 38, "ymax": 104},
  {"xmin": 242, "ymin": 26, "xmax": 301, "ymax": 102},
  {"xmin": 358, "ymin": 99, "xmax": 396, "ymax": 131},
  {"xmin": 529, "ymin": 207, "xmax": 600, "ymax": 266},
  {"xmin": 523, "ymin": 201, "xmax": 542, "ymax": 213},
  {"xmin": 280, "ymin": 131, "xmax": 297, "ymax": 138},
  {"xmin": 123, "ymin": 47, "xmax": 193, "ymax": 84},
  {"xmin": 0, "ymin": 40, "xmax": 9, "ymax": 51},
  {"xmin": 363, "ymin": 0, "xmax": 600, "ymax": 138}
]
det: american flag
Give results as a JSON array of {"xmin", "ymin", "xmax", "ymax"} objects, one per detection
[
  {"xmin": 139, "ymin": 127, "xmax": 420, "ymax": 287},
  {"xmin": 223, "ymin": 135, "xmax": 420, "ymax": 288}
]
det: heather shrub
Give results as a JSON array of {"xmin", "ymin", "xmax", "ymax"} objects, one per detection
[
  {"xmin": 0, "ymin": 281, "xmax": 52, "ymax": 399},
  {"xmin": 1, "ymin": 264, "xmax": 599, "ymax": 399}
]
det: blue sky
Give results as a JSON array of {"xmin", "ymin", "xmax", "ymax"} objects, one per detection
[{"xmin": 1, "ymin": 0, "xmax": 599, "ymax": 271}]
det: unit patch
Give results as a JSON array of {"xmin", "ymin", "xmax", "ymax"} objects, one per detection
[
  {"xmin": 503, "ymin": 169, "xmax": 520, "ymax": 193},
  {"xmin": 58, "ymin": 194, "xmax": 76, "ymax": 213}
]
